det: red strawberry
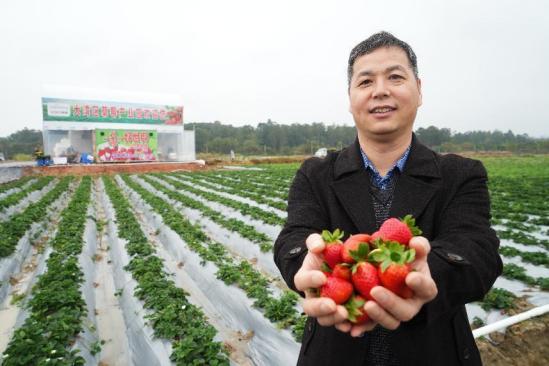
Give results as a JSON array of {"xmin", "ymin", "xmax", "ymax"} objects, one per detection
[
  {"xmin": 345, "ymin": 294, "xmax": 370, "ymax": 324},
  {"xmin": 378, "ymin": 263, "xmax": 413, "ymax": 299},
  {"xmin": 321, "ymin": 229, "xmax": 344, "ymax": 269},
  {"xmin": 376, "ymin": 215, "xmax": 422, "ymax": 245},
  {"xmin": 351, "ymin": 262, "xmax": 379, "ymax": 300},
  {"xmin": 332, "ymin": 263, "xmax": 351, "ymax": 281},
  {"xmin": 320, "ymin": 276, "xmax": 353, "ymax": 305},
  {"xmin": 342, "ymin": 234, "xmax": 371, "ymax": 263},
  {"xmin": 369, "ymin": 241, "xmax": 416, "ymax": 299},
  {"xmin": 370, "ymin": 231, "xmax": 382, "ymax": 243},
  {"xmin": 320, "ymin": 262, "xmax": 332, "ymax": 277}
]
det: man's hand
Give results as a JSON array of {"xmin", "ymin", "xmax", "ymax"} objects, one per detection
[
  {"xmin": 294, "ymin": 233, "xmax": 362, "ymax": 331},
  {"xmin": 351, "ymin": 236, "xmax": 438, "ymax": 336},
  {"xmin": 294, "ymin": 234, "xmax": 436, "ymax": 337}
]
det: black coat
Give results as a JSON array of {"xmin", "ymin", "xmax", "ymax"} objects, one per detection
[{"xmin": 274, "ymin": 136, "xmax": 502, "ymax": 366}]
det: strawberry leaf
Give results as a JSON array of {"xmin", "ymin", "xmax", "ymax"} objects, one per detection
[
  {"xmin": 321, "ymin": 230, "xmax": 332, "ymax": 242},
  {"xmin": 321, "ymin": 262, "xmax": 332, "ymax": 273},
  {"xmin": 322, "ymin": 229, "xmax": 344, "ymax": 243},
  {"xmin": 390, "ymin": 251, "xmax": 403, "ymax": 263},
  {"xmin": 380, "ymin": 259, "xmax": 391, "ymax": 272},
  {"xmin": 370, "ymin": 237, "xmax": 384, "ymax": 248},
  {"xmin": 405, "ymin": 248, "xmax": 416, "ymax": 263},
  {"xmin": 402, "ymin": 214, "xmax": 422, "ymax": 236},
  {"xmin": 345, "ymin": 296, "xmax": 366, "ymax": 322},
  {"xmin": 368, "ymin": 248, "xmax": 387, "ymax": 264},
  {"xmin": 350, "ymin": 242, "xmax": 370, "ymax": 262},
  {"xmin": 387, "ymin": 241, "xmax": 405, "ymax": 253}
]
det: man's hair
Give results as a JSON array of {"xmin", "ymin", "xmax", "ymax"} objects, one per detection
[{"xmin": 347, "ymin": 31, "xmax": 418, "ymax": 86}]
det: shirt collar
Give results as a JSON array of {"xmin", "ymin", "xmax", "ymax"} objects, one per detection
[{"xmin": 359, "ymin": 145, "xmax": 411, "ymax": 176}]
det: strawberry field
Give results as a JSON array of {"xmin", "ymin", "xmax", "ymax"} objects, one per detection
[{"xmin": 0, "ymin": 155, "xmax": 547, "ymax": 365}]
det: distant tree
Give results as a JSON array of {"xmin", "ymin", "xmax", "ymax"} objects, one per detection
[
  {"xmin": 0, "ymin": 128, "xmax": 43, "ymax": 158},
  {"xmin": 146, "ymin": 122, "xmax": 549, "ymax": 155},
  {"xmin": 415, "ymin": 126, "xmax": 451, "ymax": 149}
]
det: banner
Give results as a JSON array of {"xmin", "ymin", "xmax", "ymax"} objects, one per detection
[
  {"xmin": 95, "ymin": 129, "xmax": 158, "ymax": 162},
  {"xmin": 42, "ymin": 97, "xmax": 183, "ymax": 125}
]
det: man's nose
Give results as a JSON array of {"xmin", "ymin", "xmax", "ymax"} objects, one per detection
[{"xmin": 372, "ymin": 79, "xmax": 390, "ymax": 98}]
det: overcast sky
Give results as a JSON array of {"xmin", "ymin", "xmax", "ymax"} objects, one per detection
[{"xmin": 1, "ymin": 0, "xmax": 548, "ymax": 137}]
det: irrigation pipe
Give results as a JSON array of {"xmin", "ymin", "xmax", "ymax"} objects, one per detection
[{"xmin": 473, "ymin": 303, "xmax": 549, "ymax": 339}]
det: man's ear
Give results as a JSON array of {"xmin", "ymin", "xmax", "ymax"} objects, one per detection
[
  {"xmin": 347, "ymin": 88, "xmax": 352, "ymax": 113},
  {"xmin": 417, "ymin": 78, "xmax": 423, "ymax": 107}
]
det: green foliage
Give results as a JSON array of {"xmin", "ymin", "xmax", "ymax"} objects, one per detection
[
  {"xmin": 292, "ymin": 315, "xmax": 308, "ymax": 341},
  {"xmin": 501, "ymin": 264, "xmax": 549, "ymax": 290},
  {"xmin": 481, "ymin": 156, "xmax": 549, "ymax": 287},
  {"xmin": 102, "ymin": 176, "xmax": 229, "ymax": 364},
  {"xmin": 0, "ymin": 128, "xmax": 43, "ymax": 159},
  {"xmin": 120, "ymin": 174, "xmax": 302, "ymax": 336},
  {"xmin": 2, "ymin": 177, "xmax": 91, "ymax": 366},
  {"xmin": 184, "ymin": 122, "xmax": 549, "ymax": 155},
  {"xmin": 415, "ymin": 126, "xmax": 452, "ymax": 148},
  {"xmin": 0, "ymin": 176, "xmax": 54, "ymax": 210},
  {"xmin": 479, "ymin": 288, "xmax": 516, "ymax": 311},
  {"xmin": 10, "ymin": 292, "xmax": 26, "ymax": 305},
  {"xmin": 471, "ymin": 316, "xmax": 485, "ymax": 329},
  {"xmin": 12, "ymin": 154, "xmax": 33, "ymax": 161},
  {"xmin": 90, "ymin": 340, "xmax": 105, "ymax": 356},
  {"xmin": 158, "ymin": 173, "xmax": 284, "ymax": 226},
  {"xmin": 146, "ymin": 174, "xmax": 276, "ymax": 251},
  {"xmin": 0, "ymin": 177, "xmax": 72, "ymax": 258},
  {"xmin": 186, "ymin": 121, "xmax": 355, "ymax": 155},
  {"xmin": 0, "ymin": 176, "xmax": 34, "ymax": 194},
  {"xmin": 178, "ymin": 172, "xmax": 287, "ymax": 210},
  {"xmin": 499, "ymin": 246, "xmax": 549, "ymax": 268}
]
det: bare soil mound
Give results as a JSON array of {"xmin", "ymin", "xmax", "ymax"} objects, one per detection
[{"xmin": 477, "ymin": 299, "xmax": 549, "ymax": 366}]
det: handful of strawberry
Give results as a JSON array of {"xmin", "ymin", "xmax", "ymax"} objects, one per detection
[{"xmin": 319, "ymin": 215, "xmax": 422, "ymax": 324}]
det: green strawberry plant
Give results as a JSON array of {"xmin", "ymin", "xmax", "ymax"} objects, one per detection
[
  {"xmin": 143, "ymin": 174, "xmax": 273, "ymax": 252},
  {"xmin": 0, "ymin": 176, "xmax": 72, "ymax": 258},
  {"xmin": 2, "ymin": 176, "xmax": 91, "ymax": 366},
  {"xmin": 0, "ymin": 176, "xmax": 54, "ymax": 210},
  {"xmin": 177, "ymin": 172, "xmax": 287, "ymax": 211},
  {"xmin": 120, "ymin": 175, "xmax": 303, "ymax": 340},
  {"xmin": 157, "ymin": 174, "xmax": 285, "ymax": 226},
  {"xmin": 103, "ymin": 176, "xmax": 229, "ymax": 365},
  {"xmin": 0, "ymin": 176, "xmax": 34, "ymax": 194}
]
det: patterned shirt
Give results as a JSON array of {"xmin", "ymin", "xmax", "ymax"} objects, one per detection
[
  {"xmin": 360, "ymin": 146, "xmax": 411, "ymax": 190},
  {"xmin": 359, "ymin": 145, "xmax": 411, "ymax": 365}
]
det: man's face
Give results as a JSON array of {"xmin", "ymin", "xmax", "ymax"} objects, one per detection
[{"xmin": 348, "ymin": 46, "xmax": 422, "ymax": 141}]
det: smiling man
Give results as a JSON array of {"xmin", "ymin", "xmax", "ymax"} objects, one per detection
[{"xmin": 274, "ymin": 32, "xmax": 502, "ymax": 365}]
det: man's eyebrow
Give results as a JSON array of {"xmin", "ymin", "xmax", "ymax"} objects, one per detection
[
  {"xmin": 385, "ymin": 65, "xmax": 407, "ymax": 73},
  {"xmin": 356, "ymin": 65, "xmax": 408, "ymax": 78}
]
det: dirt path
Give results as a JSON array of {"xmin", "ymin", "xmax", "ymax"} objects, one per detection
[{"xmin": 91, "ymin": 179, "xmax": 132, "ymax": 365}]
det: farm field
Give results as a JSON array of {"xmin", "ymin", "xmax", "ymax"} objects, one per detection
[{"xmin": 0, "ymin": 155, "xmax": 547, "ymax": 365}]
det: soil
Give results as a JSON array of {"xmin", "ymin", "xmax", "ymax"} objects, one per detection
[
  {"xmin": 21, "ymin": 161, "xmax": 208, "ymax": 176},
  {"xmin": 476, "ymin": 298, "xmax": 549, "ymax": 366}
]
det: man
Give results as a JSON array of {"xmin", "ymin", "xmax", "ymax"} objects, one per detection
[{"xmin": 274, "ymin": 32, "xmax": 502, "ymax": 365}]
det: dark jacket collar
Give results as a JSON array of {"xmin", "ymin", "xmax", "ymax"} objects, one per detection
[
  {"xmin": 330, "ymin": 133, "xmax": 442, "ymax": 233},
  {"xmin": 333, "ymin": 133, "xmax": 441, "ymax": 180}
]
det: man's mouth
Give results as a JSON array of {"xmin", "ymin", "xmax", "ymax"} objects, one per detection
[{"xmin": 369, "ymin": 106, "xmax": 396, "ymax": 114}]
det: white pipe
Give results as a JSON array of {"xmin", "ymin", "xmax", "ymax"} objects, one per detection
[{"xmin": 473, "ymin": 303, "xmax": 549, "ymax": 338}]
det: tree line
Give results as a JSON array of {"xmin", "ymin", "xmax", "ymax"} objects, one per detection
[
  {"xmin": 186, "ymin": 121, "xmax": 549, "ymax": 155},
  {"xmin": 0, "ymin": 128, "xmax": 43, "ymax": 159},
  {"xmin": 1, "ymin": 123, "xmax": 548, "ymax": 159}
]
